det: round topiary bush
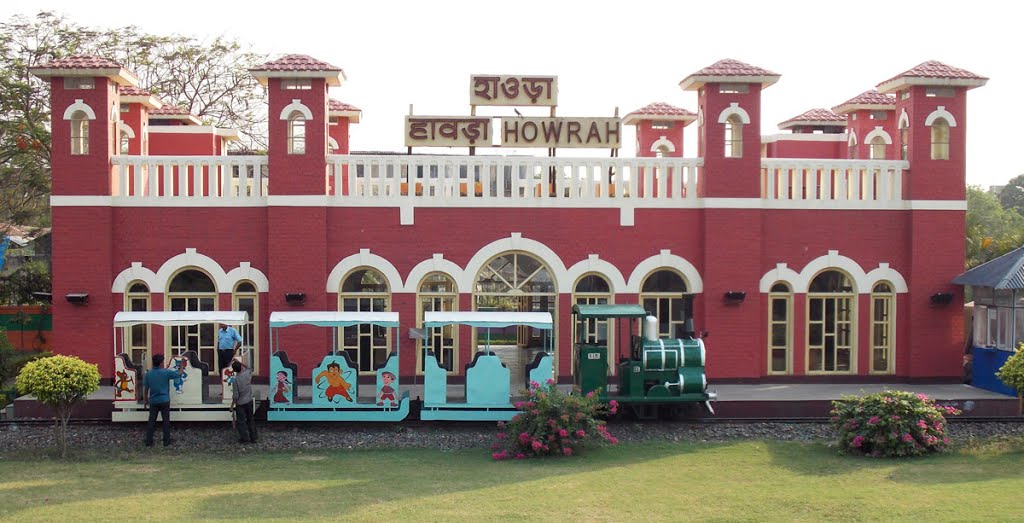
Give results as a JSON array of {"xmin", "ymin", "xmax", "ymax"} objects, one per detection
[
  {"xmin": 16, "ymin": 355, "xmax": 100, "ymax": 457},
  {"xmin": 830, "ymin": 389, "xmax": 959, "ymax": 458},
  {"xmin": 491, "ymin": 379, "xmax": 618, "ymax": 460}
]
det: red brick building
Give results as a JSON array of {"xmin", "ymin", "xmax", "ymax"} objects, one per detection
[{"xmin": 30, "ymin": 55, "xmax": 986, "ymax": 384}]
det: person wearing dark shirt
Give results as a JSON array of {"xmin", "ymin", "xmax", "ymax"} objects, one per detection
[
  {"xmin": 143, "ymin": 354, "xmax": 184, "ymax": 447},
  {"xmin": 230, "ymin": 359, "xmax": 257, "ymax": 444}
]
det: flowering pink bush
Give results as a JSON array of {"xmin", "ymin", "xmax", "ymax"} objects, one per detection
[
  {"xmin": 491, "ymin": 379, "xmax": 617, "ymax": 460},
  {"xmin": 830, "ymin": 390, "xmax": 959, "ymax": 458}
]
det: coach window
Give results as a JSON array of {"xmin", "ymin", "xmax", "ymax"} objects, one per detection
[
  {"xmin": 807, "ymin": 270, "xmax": 855, "ymax": 374},
  {"xmin": 640, "ymin": 269, "xmax": 692, "ymax": 338},
  {"xmin": 573, "ymin": 274, "xmax": 613, "ymax": 373},
  {"xmin": 232, "ymin": 281, "xmax": 259, "ymax": 373},
  {"xmin": 339, "ymin": 268, "xmax": 391, "ymax": 374},
  {"xmin": 167, "ymin": 269, "xmax": 217, "ymax": 374},
  {"xmin": 125, "ymin": 282, "xmax": 151, "ymax": 367},
  {"xmin": 767, "ymin": 282, "xmax": 792, "ymax": 375},
  {"xmin": 930, "ymin": 118, "xmax": 950, "ymax": 160},
  {"xmin": 417, "ymin": 273, "xmax": 458, "ymax": 374},
  {"xmin": 870, "ymin": 282, "xmax": 895, "ymax": 374},
  {"xmin": 724, "ymin": 114, "xmax": 743, "ymax": 158},
  {"xmin": 70, "ymin": 110, "xmax": 90, "ymax": 155},
  {"xmin": 288, "ymin": 111, "xmax": 306, "ymax": 154}
]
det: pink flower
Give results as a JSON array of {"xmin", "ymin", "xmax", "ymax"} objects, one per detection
[
  {"xmin": 608, "ymin": 436, "xmax": 619, "ymax": 444},
  {"xmin": 497, "ymin": 421, "xmax": 506, "ymax": 429},
  {"xmin": 902, "ymin": 433, "xmax": 914, "ymax": 443},
  {"xmin": 917, "ymin": 393, "xmax": 928, "ymax": 401},
  {"xmin": 586, "ymin": 391, "xmax": 595, "ymax": 398},
  {"xmin": 867, "ymin": 416, "xmax": 880, "ymax": 425},
  {"xmin": 515, "ymin": 453, "xmax": 526, "ymax": 460},
  {"xmin": 518, "ymin": 432, "xmax": 530, "ymax": 443},
  {"xmin": 852, "ymin": 435, "xmax": 864, "ymax": 448},
  {"xmin": 890, "ymin": 415, "xmax": 900, "ymax": 421},
  {"xmin": 531, "ymin": 440, "xmax": 543, "ymax": 451},
  {"xmin": 497, "ymin": 432, "xmax": 507, "ymax": 440},
  {"xmin": 492, "ymin": 451, "xmax": 508, "ymax": 460},
  {"xmin": 563, "ymin": 447, "xmax": 573, "ymax": 456},
  {"xmin": 558, "ymin": 429, "xmax": 568, "ymax": 438},
  {"xmin": 514, "ymin": 401, "xmax": 525, "ymax": 409},
  {"xmin": 547, "ymin": 378, "xmax": 556, "ymax": 385},
  {"xmin": 525, "ymin": 401, "xmax": 536, "ymax": 408},
  {"xmin": 576, "ymin": 430, "xmax": 586, "ymax": 438},
  {"xmin": 530, "ymin": 409, "xmax": 540, "ymax": 416},
  {"xmin": 609, "ymin": 400, "xmax": 619, "ymax": 414},
  {"xmin": 547, "ymin": 419, "xmax": 557, "ymax": 427},
  {"xmin": 530, "ymin": 380, "xmax": 540, "ymax": 389},
  {"xmin": 917, "ymin": 420, "xmax": 928, "ymax": 429}
]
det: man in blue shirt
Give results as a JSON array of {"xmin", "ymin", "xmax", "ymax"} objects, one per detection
[
  {"xmin": 143, "ymin": 354, "xmax": 185, "ymax": 447},
  {"xmin": 218, "ymin": 323, "xmax": 243, "ymax": 372}
]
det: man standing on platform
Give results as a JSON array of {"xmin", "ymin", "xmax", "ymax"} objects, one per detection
[
  {"xmin": 230, "ymin": 359, "xmax": 257, "ymax": 444},
  {"xmin": 217, "ymin": 323, "xmax": 242, "ymax": 372},
  {"xmin": 143, "ymin": 354, "xmax": 185, "ymax": 447}
]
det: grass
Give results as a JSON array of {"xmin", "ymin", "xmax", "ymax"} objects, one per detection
[{"xmin": 2, "ymin": 438, "xmax": 1024, "ymax": 522}]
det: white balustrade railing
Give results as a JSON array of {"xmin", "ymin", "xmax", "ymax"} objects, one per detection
[
  {"xmin": 111, "ymin": 156, "xmax": 268, "ymax": 201},
  {"xmin": 761, "ymin": 159, "xmax": 908, "ymax": 204},
  {"xmin": 326, "ymin": 155, "xmax": 702, "ymax": 206}
]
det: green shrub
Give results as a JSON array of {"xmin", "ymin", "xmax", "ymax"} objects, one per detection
[
  {"xmin": 0, "ymin": 330, "xmax": 53, "ymax": 386},
  {"xmin": 831, "ymin": 389, "xmax": 959, "ymax": 458},
  {"xmin": 996, "ymin": 344, "xmax": 1024, "ymax": 414},
  {"xmin": 16, "ymin": 355, "xmax": 100, "ymax": 457},
  {"xmin": 491, "ymin": 379, "xmax": 618, "ymax": 460}
]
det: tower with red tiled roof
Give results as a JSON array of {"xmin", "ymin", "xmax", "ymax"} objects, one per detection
[
  {"xmin": 877, "ymin": 60, "xmax": 987, "ymax": 200},
  {"xmin": 250, "ymin": 54, "xmax": 346, "ymax": 325},
  {"xmin": 679, "ymin": 59, "xmax": 779, "ymax": 378},
  {"xmin": 623, "ymin": 102, "xmax": 695, "ymax": 158},
  {"xmin": 117, "ymin": 86, "xmax": 161, "ymax": 155},
  {"xmin": 680, "ymin": 58, "xmax": 779, "ymax": 198},
  {"xmin": 328, "ymin": 99, "xmax": 362, "ymax": 155},
  {"xmin": 29, "ymin": 56, "xmax": 140, "ymax": 365},
  {"xmin": 832, "ymin": 90, "xmax": 896, "ymax": 160}
]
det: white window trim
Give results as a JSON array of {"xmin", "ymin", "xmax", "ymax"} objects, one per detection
[
  {"xmin": 328, "ymin": 136, "xmax": 339, "ymax": 151},
  {"xmin": 625, "ymin": 249, "xmax": 703, "ymax": 294},
  {"xmin": 864, "ymin": 126, "xmax": 892, "ymax": 145},
  {"xmin": 717, "ymin": 102, "xmax": 751, "ymax": 124},
  {"xmin": 847, "ymin": 131, "xmax": 857, "ymax": 147},
  {"xmin": 119, "ymin": 121, "xmax": 136, "ymax": 139},
  {"xmin": 649, "ymin": 136, "xmax": 676, "ymax": 154},
  {"xmin": 63, "ymin": 99, "xmax": 97, "ymax": 120},
  {"xmin": 898, "ymin": 109, "xmax": 910, "ymax": 129},
  {"xmin": 279, "ymin": 99, "xmax": 313, "ymax": 120},
  {"xmin": 925, "ymin": 106, "xmax": 957, "ymax": 127}
]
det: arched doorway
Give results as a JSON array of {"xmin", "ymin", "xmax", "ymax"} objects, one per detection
[
  {"xmin": 807, "ymin": 269, "xmax": 856, "ymax": 373},
  {"xmin": 166, "ymin": 268, "xmax": 217, "ymax": 374},
  {"xmin": 473, "ymin": 252, "xmax": 557, "ymax": 371}
]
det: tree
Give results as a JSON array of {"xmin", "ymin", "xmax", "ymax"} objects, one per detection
[
  {"xmin": 997, "ymin": 174, "xmax": 1024, "ymax": 218},
  {"xmin": 15, "ymin": 355, "xmax": 100, "ymax": 457},
  {"xmin": 0, "ymin": 11, "xmax": 268, "ymax": 229},
  {"xmin": 0, "ymin": 260, "xmax": 51, "ymax": 305},
  {"xmin": 965, "ymin": 186, "xmax": 1024, "ymax": 268},
  {"xmin": 996, "ymin": 344, "xmax": 1024, "ymax": 416}
]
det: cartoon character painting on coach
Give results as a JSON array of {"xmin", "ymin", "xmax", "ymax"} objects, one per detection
[
  {"xmin": 273, "ymin": 370, "xmax": 292, "ymax": 404},
  {"xmin": 315, "ymin": 361, "xmax": 353, "ymax": 402},
  {"xmin": 171, "ymin": 357, "xmax": 189, "ymax": 394},
  {"xmin": 377, "ymin": 371, "xmax": 398, "ymax": 407},
  {"xmin": 114, "ymin": 369, "xmax": 135, "ymax": 399}
]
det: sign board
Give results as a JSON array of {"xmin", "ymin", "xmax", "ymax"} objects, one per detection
[
  {"xmin": 470, "ymin": 75, "xmax": 558, "ymax": 107},
  {"xmin": 404, "ymin": 116, "xmax": 492, "ymax": 147},
  {"xmin": 500, "ymin": 117, "xmax": 621, "ymax": 148}
]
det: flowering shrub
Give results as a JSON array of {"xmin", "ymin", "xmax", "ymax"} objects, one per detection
[
  {"xmin": 830, "ymin": 389, "xmax": 959, "ymax": 458},
  {"xmin": 491, "ymin": 379, "xmax": 618, "ymax": 460}
]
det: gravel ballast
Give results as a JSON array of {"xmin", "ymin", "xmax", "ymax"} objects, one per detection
[{"xmin": 1, "ymin": 420, "xmax": 1022, "ymax": 455}]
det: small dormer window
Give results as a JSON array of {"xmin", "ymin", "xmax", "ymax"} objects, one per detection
[
  {"xmin": 282, "ymin": 79, "xmax": 312, "ymax": 90},
  {"xmin": 926, "ymin": 87, "xmax": 955, "ymax": 98},
  {"xmin": 65, "ymin": 77, "xmax": 94, "ymax": 90},
  {"xmin": 719, "ymin": 84, "xmax": 749, "ymax": 94},
  {"xmin": 869, "ymin": 111, "xmax": 888, "ymax": 120},
  {"xmin": 900, "ymin": 91, "xmax": 911, "ymax": 100},
  {"xmin": 70, "ymin": 110, "xmax": 89, "ymax": 155},
  {"xmin": 930, "ymin": 118, "xmax": 950, "ymax": 160},
  {"xmin": 120, "ymin": 105, "xmax": 130, "ymax": 113},
  {"xmin": 288, "ymin": 111, "xmax": 306, "ymax": 154},
  {"xmin": 724, "ymin": 114, "xmax": 743, "ymax": 158},
  {"xmin": 651, "ymin": 121, "xmax": 672, "ymax": 130}
]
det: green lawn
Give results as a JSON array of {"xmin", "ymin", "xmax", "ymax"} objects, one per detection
[{"xmin": 2, "ymin": 439, "xmax": 1024, "ymax": 522}]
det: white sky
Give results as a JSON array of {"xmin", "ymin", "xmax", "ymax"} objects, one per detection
[{"xmin": 5, "ymin": 1, "xmax": 1017, "ymax": 188}]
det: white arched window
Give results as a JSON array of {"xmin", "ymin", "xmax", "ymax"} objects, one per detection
[
  {"xmin": 869, "ymin": 136, "xmax": 887, "ymax": 159},
  {"xmin": 288, "ymin": 111, "xmax": 306, "ymax": 154},
  {"xmin": 71, "ymin": 110, "xmax": 90, "ymax": 155},
  {"xmin": 930, "ymin": 118, "xmax": 950, "ymax": 160},
  {"xmin": 125, "ymin": 281, "xmax": 151, "ymax": 367},
  {"xmin": 417, "ymin": 273, "xmax": 458, "ymax": 374},
  {"xmin": 768, "ymin": 282, "xmax": 792, "ymax": 375},
  {"xmin": 870, "ymin": 282, "xmax": 895, "ymax": 374},
  {"xmin": 639, "ymin": 269, "xmax": 692, "ymax": 338},
  {"xmin": 807, "ymin": 270, "xmax": 855, "ymax": 374}
]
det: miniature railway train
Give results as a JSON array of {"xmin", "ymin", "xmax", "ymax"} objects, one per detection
[{"xmin": 109, "ymin": 304, "xmax": 715, "ymax": 422}]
